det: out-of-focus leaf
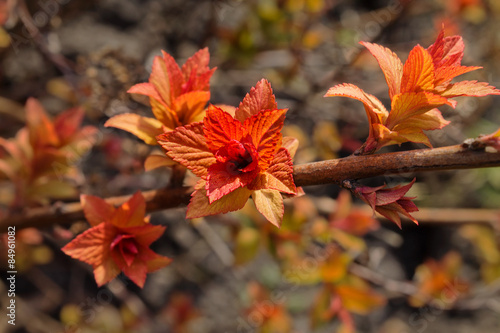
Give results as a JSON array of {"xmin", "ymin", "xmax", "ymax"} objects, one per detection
[
  {"xmin": 335, "ymin": 277, "xmax": 386, "ymax": 314},
  {"xmin": 234, "ymin": 227, "xmax": 261, "ymax": 265}
]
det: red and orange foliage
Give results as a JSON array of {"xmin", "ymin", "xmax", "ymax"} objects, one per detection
[
  {"xmin": 105, "ymin": 48, "xmax": 215, "ymax": 145},
  {"xmin": 325, "ymin": 29, "xmax": 500, "ymax": 154},
  {"xmin": 355, "ymin": 179, "xmax": 418, "ymax": 228},
  {"xmin": 158, "ymin": 79, "xmax": 299, "ymax": 227},
  {"xmin": 243, "ymin": 282, "xmax": 292, "ymax": 333},
  {"xmin": 105, "ymin": 48, "xmax": 216, "ymax": 170},
  {"xmin": 62, "ymin": 191, "xmax": 171, "ymax": 288},
  {"xmin": 409, "ymin": 251, "xmax": 469, "ymax": 307},
  {"xmin": 0, "ymin": 98, "xmax": 97, "ymax": 207}
]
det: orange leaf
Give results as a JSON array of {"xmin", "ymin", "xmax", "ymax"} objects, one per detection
[
  {"xmin": 173, "ymin": 90, "xmax": 210, "ymax": 124},
  {"xmin": 110, "ymin": 191, "xmax": 147, "ymax": 228},
  {"xmin": 433, "ymin": 65, "xmax": 481, "ymax": 87},
  {"xmin": 149, "ymin": 98, "xmax": 180, "ymax": 129},
  {"xmin": 180, "ymin": 47, "xmax": 215, "ymax": 92},
  {"xmin": 132, "ymin": 224, "xmax": 167, "ymax": 247},
  {"xmin": 149, "ymin": 55, "xmax": 172, "ymax": 107},
  {"xmin": 203, "ymin": 105, "xmax": 245, "ymax": 151},
  {"xmin": 186, "ymin": 184, "xmax": 252, "ymax": 219},
  {"xmin": 320, "ymin": 250, "xmax": 351, "ymax": 283},
  {"xmin": 104, "ymin": 113, "xmax": 165, "ymax": 145},
  {"xmin": 392, "ymin": 108, "xmax": 450, "ymax": 132},
  {"xmin": 244, "ymin": 108, "xmax": 287, "ymax": 170},
  {"xmin": 360, "ymin": 41, "xmax": 403, "ymax": 99},
  {"xmin": 146, "ymin": 252, "xmax": 173, "ymax": 272},
  {"xmin": 386, "ymin": 92, "xmax": 451, "ymax": 129},
  {"xmin": 249, "ymin": 147, "xmax": 296, "ymax": 194},
  {"xmin": 235, "ymin": 79, "xmax": 278, "ymax": 122},
  {"xmin": 410, "ymin": 251, "xmax": 468, "ymax": 307},
  {"xmin": 252, "ymin": 189, "xmax": 284, "ymax": 228},
  {"xmin": 324, "ymin": 83, "xmax": 388, "ymax": 122},
  {"xmin": 127, "ymin": 82, "xmax": 162, "ymax": 101},
  {"xmin": 440, "ymin": 80, "xmax": 500, "ymax": 97},
  {"xmin": 281, "ymin": 136, "xmax": 299, "ymax": 159},
  {"xmin": 0, "ymin": 159, "xmax": 15, "ymax": 179},
  {"xmin": 157, "ymin": 122, "xmax": 216, "ymax": 178},
  {"xmin": 25, "ymin": 98, "xmax": 60, "ymax": 149},
  {"xmin": 336, "ymin": 282, "xmax": 386, "ymax": 315},
  {"xmin": 62, "ymin": 222, "xmax": 119, "ymax": 282},
  {"xmin": 81, "ymin": 194, "xmax": 116, "ymax": 227},
  {"xmin": 400, "ymin": 45, "xmax": 435, "ymax": 93},
  {"xmin": 144, "ymin": 154, "xmax": 176, "ymax": 171},
  {"xmin": 0, "ymin": 137, "xmax": 29, "ymax": 170}
]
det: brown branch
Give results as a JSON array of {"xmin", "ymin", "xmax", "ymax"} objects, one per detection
[
  {"xmin": 2, "ymin": 144, "xmax": 500, "ymax": 232},
  {"xmin": 292, "ymin": 144, "xmax": 500, "ymax": 186},
  {"xmin": 2, "ymin": 187, "xmax": 193, "ymax": 232}
]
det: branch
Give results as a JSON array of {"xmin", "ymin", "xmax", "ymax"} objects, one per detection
[
  {"xmin": 2, "ymin": 144, "xmax": 500, "ymax": 232},
  {"xmin": 2, "ymin": 187, "xmax": 193, "ymax": 232},
  {"xmin": 292, "ymin": 144, "xmax": 500, "ymax": 186}
]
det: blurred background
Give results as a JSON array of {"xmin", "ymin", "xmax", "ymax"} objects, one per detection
[{"xmin": 1, "ymin": 0, "xmax": 500, "ymax": 332}]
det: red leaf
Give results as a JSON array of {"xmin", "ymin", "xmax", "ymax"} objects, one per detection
[
  {"xmin": 161, "ymin": 50, "xmax": 184, "ymax": 100},
  {"xmin": 356, "ymin": 179, "xmax": 418, "ymax": 228},
  {"xmin": 132, "ymin": 224, "xmax": 167, "ymax": 247},
  {"xmin": 206, "ymin": 162, "xmax": 248, "ymax": 202},
  {"xmin": 427, "ymin": 30, "xmax": 464, "ymax": 68},
  {"xmin": 477, "ymin": 128, "xmax": 500, "ymax": 151},
  {"xmin": 371, "ymin": 179, "xmax": 415, "ymax": 206},
  {"xmin": 180, "ymin": 48, "xmax": 215, "ymax": 92},
  {"xmin": 121, "ymin": 260, "xmax": 148, "ymax": 288},
  {"xmin": 53, "ymin": 107, "xmax": 84, "ymax": 145},
  {"xmin": 235, "ymin": 79, "xmax": 278, "ymax": 122},
  {"xmin": 150, "ymin": 55, "xmax": 172, "ymax": 107},
  {"xmin": 81, "ymin": 194, "xmax": 116, "ymax": 227}
]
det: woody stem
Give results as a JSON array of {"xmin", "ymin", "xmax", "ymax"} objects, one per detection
[{"xmin": 1, "ymin": 143, "xmax": 500, "ymax": 232}]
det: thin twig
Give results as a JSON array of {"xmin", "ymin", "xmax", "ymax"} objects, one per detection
[{"xmin": 349, "ymin": 262, "xmax": 418, "ymax": 296}]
